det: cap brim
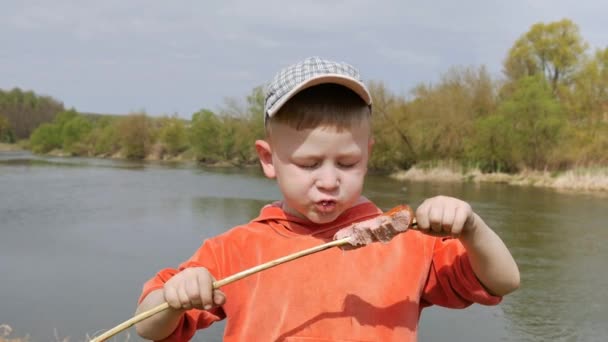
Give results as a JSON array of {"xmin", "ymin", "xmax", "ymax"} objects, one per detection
[{"xmin": 266, "ymin": 74, "xmax": 372, "ymax": 118}]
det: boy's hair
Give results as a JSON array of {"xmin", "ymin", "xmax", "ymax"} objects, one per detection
[{"xmin": 265, "ymin": 84, "xmax": 371, "ymax": 135}]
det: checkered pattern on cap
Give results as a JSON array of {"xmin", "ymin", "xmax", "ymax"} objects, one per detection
[{"xmin": 264, "ymin": 56, "xmax": 371, "ymax": 120}]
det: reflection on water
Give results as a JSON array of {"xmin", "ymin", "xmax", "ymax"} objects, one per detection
[
  {"xmin": 499, "ymin": 189, "xmax": 608, "ymax": 342},
  {"xmin": 1, "ymin": 152, "xmax": 607, "ymax": 341},
  {"xmin": 192, "ymin": 197, "xmax": 270, "ymax": 231}
]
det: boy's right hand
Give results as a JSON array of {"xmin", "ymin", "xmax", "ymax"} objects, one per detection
[{"xmin": 163, "ymin": 267, "xmax": 226, "ymax": 311}]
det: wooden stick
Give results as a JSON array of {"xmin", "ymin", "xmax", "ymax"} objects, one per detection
[{"xmin": 89, "ymin": 237, "xmax": 352, "ymax": 342}]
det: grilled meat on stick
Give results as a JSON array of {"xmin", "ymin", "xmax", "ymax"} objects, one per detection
[{"xmin": 334, "ymin": 204, "xmax": 416, "ymax": 249}]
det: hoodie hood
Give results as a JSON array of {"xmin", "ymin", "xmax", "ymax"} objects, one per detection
[{"xmin": 251, "ymin": 200, "xmax": 383, "ymax": 239}]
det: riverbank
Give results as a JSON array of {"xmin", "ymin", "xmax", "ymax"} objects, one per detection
[
  {"xmin": 0, "ymin": 143, "xmax": 23, "ymax": 152},
  {"xmin": 391, "ymin": 164, "xmax": 608, "ymax": 193},
  {"xmin": 5, "ymin": 147, "xmax": 607, "ymax": 193},
  {"xmin": 41, "ymin": 144, "xmax": 248, "ymax": 168}
]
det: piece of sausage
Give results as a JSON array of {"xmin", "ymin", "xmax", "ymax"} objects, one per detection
[{"xmin": 334, "ymin": 205, "xmax": 415, "ymax": 249}]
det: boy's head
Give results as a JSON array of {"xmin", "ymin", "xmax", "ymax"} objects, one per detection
[{"xmin": 256, "ymin": 57, "xmax": 375, "ymax": 224}]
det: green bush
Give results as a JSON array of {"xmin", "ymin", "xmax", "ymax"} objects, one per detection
[
  {"xmin": 117, "ymin": 113, "xmax": 153, "ymax": 159},
  {"xmin": 29, "ymin": 123, "xmax": 62, "ymax": 153},
  {"xmin": 158, "ymin": 115, "xmax": 188, "ymax": 156},
  {"xmin": 190, "ymin": 109, "xmax": 222, "ymax": 162},
  {"xmin": 61, "ymin": 115, "xmax": 92, "ymax": 153}
]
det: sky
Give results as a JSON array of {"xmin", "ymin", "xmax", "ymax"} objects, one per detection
[{"xmin": 1, "ymin": 1, "xmax": 606, "ymax": 118}]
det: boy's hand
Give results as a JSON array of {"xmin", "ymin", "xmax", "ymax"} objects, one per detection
[
  {"xmin": 415, "ymin": 196, "xmax": 477, "ymax": 238},
  {"xmin": 163, "ymin": 267, "xmax": 226, "ymax": 311}
]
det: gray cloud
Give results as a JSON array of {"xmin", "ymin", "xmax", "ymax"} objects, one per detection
[{"xmin": 1, "ymin": 0, "xmax": 606, "ymax": 116}]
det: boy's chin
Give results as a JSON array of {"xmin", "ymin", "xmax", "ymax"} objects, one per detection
[{"xmin": 303, "ymin": 210, "xmax": 343, "ymax": 225}]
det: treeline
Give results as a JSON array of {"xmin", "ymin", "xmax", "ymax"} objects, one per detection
[
  {"xmin": 0, "ymin": 88, "xmax": 65, "ymax": 142},
  {"xmin": 370, "ymin": 18, "xmax": 607, "ymax": 172},
  {"xmin": 27, "ymin": 88, "xmax": 266, "ymax": 164},
  {"xmin": 10, "ymin": 19, "xmax": 608, "ymax": 171}
]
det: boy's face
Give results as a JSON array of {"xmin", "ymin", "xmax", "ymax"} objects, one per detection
[{"xmin": 256, "ymin": 120, "xmax": 373, "ymax": 224}]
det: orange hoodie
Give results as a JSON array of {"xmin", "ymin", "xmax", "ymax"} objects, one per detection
[{"xmin": 139, "ymin": 202, "xmax": 501, "ymax": 341}]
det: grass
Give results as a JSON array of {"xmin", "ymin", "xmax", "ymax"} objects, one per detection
[{"xmin": 391, "ymin": 162, "xmax": 608, "ymax": 193}]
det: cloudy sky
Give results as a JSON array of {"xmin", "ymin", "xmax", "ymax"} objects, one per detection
[{"xmin": 1, "ymin": 1, "xmax": 606, "ymax": 117}]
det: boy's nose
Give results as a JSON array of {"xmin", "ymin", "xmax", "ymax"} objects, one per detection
[{"xmin": 315, "ymin": 167, "xmax": 340, "ymax": 190}]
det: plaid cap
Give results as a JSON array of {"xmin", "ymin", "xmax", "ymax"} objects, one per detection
[{"xmin": 264, "ymin": 56, "xmax": 372, "ymax": 120}]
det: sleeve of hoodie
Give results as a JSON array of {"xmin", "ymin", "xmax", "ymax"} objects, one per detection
[
  {"xmin": 138, "ymin": 239, "xmax": 226, "ymax": 342},
  {"xmin": 420, "ymin": 237, "xmax": 502, "ymax": 309}
]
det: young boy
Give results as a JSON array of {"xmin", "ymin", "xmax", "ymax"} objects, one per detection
[{"xmin": 135, "ymin": 57, "xmax": 520, "ymax": 341}]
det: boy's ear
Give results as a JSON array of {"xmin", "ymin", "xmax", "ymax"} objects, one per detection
[{"xmin": 255, "ymin": 139, "xmax": 276, "ymax": 178}]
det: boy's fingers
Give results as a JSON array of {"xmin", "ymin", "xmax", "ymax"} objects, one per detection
[
  {"xmin": 452, "ymin": 206, "xmax": 468, "ymax": 237},
  {"xmin": 185, "ymin": 276, "xmax": 200, "ymax": 304},
  {"xmin": 164, "ymin": 286, "xmax": 182, "ymax": 309},
  {"xmin": 177, "ymin": 286, "xmax": 192, "ymax": 309},
  {"xmin": 197, "ymin": 271, "xmax": 215, "ymax": 310},
  {"xmin": 188, "ymin": 282, "xmax": 203, "ymax": 308},
  {"xmin": 442, "ymin": 206, "xmax": 456, "ymax": 234},
  {"xmin": 415, "ymin": 201, "xmax": 431, "ymax": 232},
  {"xmin": 213, "ymin": 290, "xmax": 226, "ymax": 306},
  {"xmin": 428, "ymin": 205, "xmax": 443, "ymax": 233}
]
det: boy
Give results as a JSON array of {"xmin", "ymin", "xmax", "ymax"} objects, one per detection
[{"xmin": 135, "ymin": 57, "xmax": 520, "ymax": 341}]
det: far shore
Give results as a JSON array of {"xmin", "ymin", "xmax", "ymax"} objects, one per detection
[
  {"xmin": 2, "ymin": 144, "xmax": 607, "ymax": 193},
  {"xmin": 0, "ymin": 143, "xmax": 23, "ymax": 152},
  {"xmin": 391, "ymin": 165, "xmax": 608, "ymax": 193}
]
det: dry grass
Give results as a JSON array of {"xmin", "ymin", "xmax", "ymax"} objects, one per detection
[
  {"xmin": 390, "ymin": 161, "xmax": 467, "ymax": 183},
  {"xmin": 552, "ymin": 168, "xmax": 608, "ymax": 191},
  {"xmin": 0, "ymin": 143, "xmax": 22, "ymax": 152},
  {"xmin": 391, "ymin": 164, "xmax": 608, "ymax": 193}
]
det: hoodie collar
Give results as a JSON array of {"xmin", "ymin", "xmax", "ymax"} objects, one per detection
[{"xmin": 251, "ymin": 201, "xmax": 382, "ymax": 238}]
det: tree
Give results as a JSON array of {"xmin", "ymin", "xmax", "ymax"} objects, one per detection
[
  {"xmin": 466, "ymin": 113, "xmax": 519, "ymax": 172},
  {"xmin": 366, "ymin": 81, "xmax": 416, "ymax": 170},
  {"xmin": 246, "ymin": 86, "xmax": 266, "ymax": 146},
  {"xmin": 404, "ymin": 66, "xmax": 497, "ymax": 163},
  {"xmin": 567, "ymin": 47, "xmax": 608, "ymax": 124},
  {"xmin": 190, "ymin": 109, "xmax": 223, "ymax": 162},
  {"xmin": 0, "ymin": 87, "xmax": 64, "ymax": 139},
  {"xmin": 0, "ymin": 114, "xmax": 15, "ymax": 143},
  {"xmin": 28, "ymin": 109, "xmax": 81, "ymax": 153},
  {"xmin": 29, "ymin": 123, "xmax": 62, "ymax": 153},
  {"xmin": 54, "ymin": 109, "xmax": 79, "ymax": 128},
  {"xmin": 217, "ymin": 86, "xmax": 267, "ymax": 164},
  {"xmin": 158, "ymin": 115, "xmax": 188, "ymax": 155},
  {"xmin": 496, "ymin": 76, "xmax": 566, "ymax": 169},
  {"xmin": 246, "ymin": 86, "xmax": 265, "ymax": 122},
  {"xmin": 61, "ymin": 115, "xmax": 92, "ymax": 153},
  {"xmin": 117, "ymin": 113, "xmax": 153, "ymax": 159},
  {"xmin": 557, "ymin": 47, "xmax": 608, "ymax": 165},
  {"xmin": 504, "ymin": 19, "xmax": 588, "ymax": 92}
]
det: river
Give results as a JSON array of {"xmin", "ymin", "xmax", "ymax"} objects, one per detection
[{"xmin": 0, "ymin": 152, "xmax": 606, "ymax": 341}]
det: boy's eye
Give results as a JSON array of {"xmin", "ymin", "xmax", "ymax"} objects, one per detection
[
  {"xmin": 296, "ymin": 162, "xmax": 320, "ymax": 169},
  {"xmin": 338, "ymin": 161, "xmax": 358, "ymax": 168}
]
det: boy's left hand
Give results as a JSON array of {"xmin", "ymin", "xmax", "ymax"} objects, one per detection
[{"xmin": 414, "ymin": 195, "xmax": 477, "ymax": 238}]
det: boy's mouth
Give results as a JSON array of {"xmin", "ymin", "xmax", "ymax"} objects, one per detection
[{"xmin": 315, "ymin": 200, "xmax": 337, "ymax": 213}]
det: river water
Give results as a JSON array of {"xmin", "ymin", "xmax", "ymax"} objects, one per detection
[{"xmin": 0, "ymin": 152, "xmax": 606, "ymax": 341}]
